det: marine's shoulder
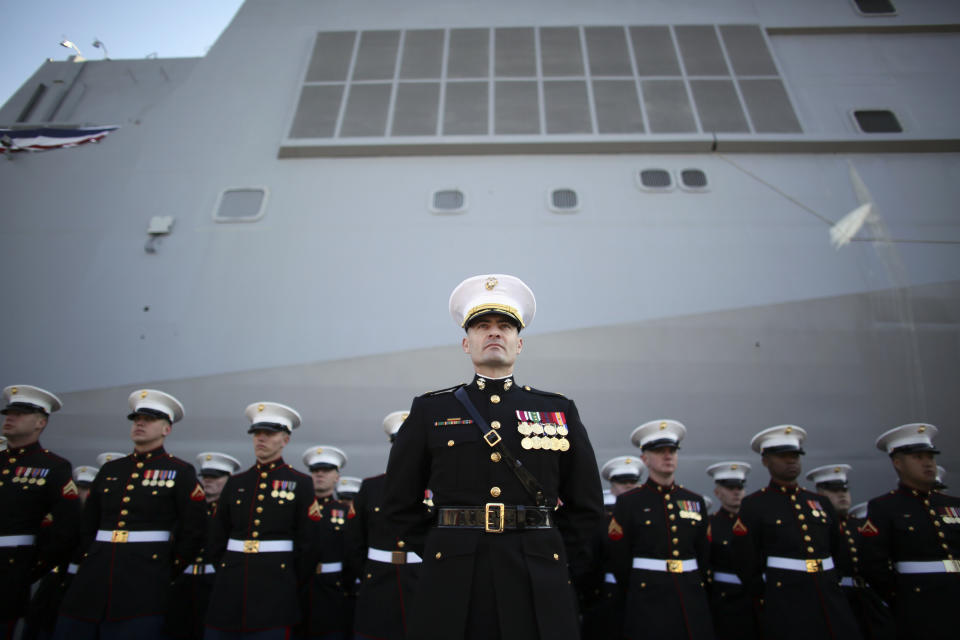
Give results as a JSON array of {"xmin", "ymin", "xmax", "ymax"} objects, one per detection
[
  {"xmin": 34, "ymin": 447, "xmax": 72, "ymax": 468},
  {"xmin": 418, "ymin": 384, "xmax": 466, "ymax": 399},
  {"xmin": 164, "ymin": 454, "xmax": 195, "ymax": 469},
  {"xmin": 518, "ymin": 384, "xmax": 567, "ymax": 399}
]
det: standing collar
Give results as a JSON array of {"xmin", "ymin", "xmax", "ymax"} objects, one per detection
[
  {"xmin": 472, "ymin": 373, "xmax": 517, "ymax": 393},
  {"xmin": 133, "ymin": 445, "xmax": 166, "ymax": 461}
]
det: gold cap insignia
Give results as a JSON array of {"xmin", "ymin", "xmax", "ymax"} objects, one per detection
[
  {"xmin": 140, "ymin": 391, "xmax": 148, "ymax": 398},
  {"xmin": 834, "ymin": 466, "xmax": 841, "ymax": 473},
  {"xmin": 918, "ymin": 426, "xmax": 926, "ymax": 433},
  {"xmin": 625, "ymin": 458, "xmax": 632, "ymax": 464},
  {"xmin": 784, "ymin": 426, "xmax": 792, "ymax": 434},
  {"xmin": 316, "ymin": 448, "xmax": 323, "ymax": 454},
  {"xmin": 659, "ymin": 421, "xmax": 667, "ymax": 430},
  {"xmin": 402, "ymin": 412, "xmax": 409, "ymax": 420},
  {"xmin": 206, "ymin": 454, "xmax": 213, "ymax": 461},
  {"xmin": 731, "ymin": 464, "xmax": 738, "ymax": 470},
  {"xmin": 10, "ymin": 388, "xmax": 17, "ymax": 395},
  {"xmin": 485, "ymin": 277, "xmax": 498, "ymax": 290},
  {"xmin": 258, "ymin": 404, "xmax": 265, "ymax": 412}
]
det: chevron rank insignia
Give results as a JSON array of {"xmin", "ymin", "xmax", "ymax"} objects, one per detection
[
  {"xmin": 607, "ymin": 517, "xmax": 624, "ymax": 541},
  {"xmin": 308, "ymin": 498, "xmax": 323, "ymax": 521},
  {"xmin": 190, "ymin": 483, "xmax": 206, "ymax": 502},
  {"xmin": 61, "ymin": 480, "xmax": 79, "ymax": 500},
  {"xmin": 858, "ymin": 519, "xmax": 879, "ymax": 537},
  {"xmin": 732, "ymin": 517, "xmax": 748, "ymax": 536}
]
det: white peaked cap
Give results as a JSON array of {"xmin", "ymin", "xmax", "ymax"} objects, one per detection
[
  {"xmin": 196, "ymin": 452, "xmax": 242, "ymax": 476},
  {"xmin": 302, "ymin": 445, "xmax": 347, "ymax": 470},
  {"xmin": 383, "ymin": 410, "xmax": 410, "ymax": 438},
  {"xmin": 805, "ymin": 464, "xmax": 852, "ymax": 486},
  {"xmin": 706, "ymin": 461, "xmax": 752, "ymax": 483},
  {"xmin": 2, "ymin": 385, "xmax": 62, "ymax": 414},
  {"xmin": 73, "ymin": 465, "xmax": 99, "ymax": 484},
  {"xmin": 751, "ymin": 425, "xmax": 807, "ymax": 454},
  {"xmin": 849, "ymin": 502, "xmax": 868, "ymax": 519},
  {"xmin": 96, "ymin": 452, "xmax": 127, "ymax": 466},
  {"xmin": 600, "ymin": 456, "xmax": 646, "ymax": 482},
  {"xmin": 449, "ymin": 274, "xmax": 536, "ymax": 329},
  {"xmin": 631, "ymin": 419, "xmax": 686, "ymax": 450},
  {"xmin": 337, "ymin": 476, "xmax": 363, "ymax": 495},
  {"xmin": 875, "ymin": 423, "xmax": 939, "ymax": 455},
  {"xmin": 245, "ymin": 402, "xmax": 301, "ymax": 433},
  {"xmin": 127, "ymin": 389, "xmax": 184, "ymax": 423}
]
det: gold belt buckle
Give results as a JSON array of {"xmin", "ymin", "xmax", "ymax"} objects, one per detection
[
  {"xmin": 243, "ymin": 540, "xmax": 260, "ymax": 553},
  {"xmin": 392, "ymin": 551, "xmax": 407, "ymax": 565},
  {"xmin": 485, "ymin": 503, "xmax": 505, "ymax": 533},
  {"xmin": 667, "ymin": 559, "xmax": 683, "ymax": 573},
  {"xmin": 806, "ymin": 559, "xmax": 822, "ymax": 573},
  {"xmin": 192, "ymin": 564, "xmax": 202, "ymax": 575},
  {"xmin": 944, "ymin": 560, "xmax": 960, "ymax": 573},
  {"xmin": 112, "ymin": 530, "xmax": 129, "ymax": 543},
  {"xmin": 483, "ymin": 430, "xmax": 502, "ymax": 447}
]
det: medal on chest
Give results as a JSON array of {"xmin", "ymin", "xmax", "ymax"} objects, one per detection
[{"xmin": 516, "ymin": 410, "xmax": 570, "ymax": 451}]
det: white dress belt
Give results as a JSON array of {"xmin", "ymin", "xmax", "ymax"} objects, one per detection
[
  {"xmin": 713, "ymin": 571, "xmax": 742, "ymax": 584},
  {"xmin": 317, "ymin": 562, "xmax": 343, "ymax": 574},
  {"xmin": 95, "ymin": 530, "xmax": 170, "ymax": 543},
  {"xmin": 184, "ymin": 563, "xmax": 217, "ymax": 575},
  {"xmin": 0, "ymin": 534, "xmax": 36, "ymax": 547},
  {"xmin": 766, "ymin": 556, "xmax": 835, "ymax": 572},
  {"xmin": 367, "ymin": 547, "xmax": 423, "ymax": 564},
  {"xmin": 226, "ymin": 538, "xmax": 293, "ymax": 553},
  {"xmin": 896, "ymin": 560, "xmax": 960, "ymax": 574},
  {"xmin": 604, "ymin": 572, "xmax": 617, "ymax": 584},
  {"xmin": 632, "ymin": 557, "xmax": 699, "ymax": 573}
]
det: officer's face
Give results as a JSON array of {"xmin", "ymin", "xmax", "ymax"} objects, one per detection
[
  {"xmin": 201, "ymin": 474, "xmax": 230, "ymax": 502},
  {"xmin": 252, "ymin": 429, "xmax": 290, "ymax": 463},
  {"xmin": 893, "ymin": 451, "xmax": 937, "ymax": 489},
  {"xmin": 1, "ymin": 409, "xmax": 47, "ymax": 446},
  {"xmin": 610, "ymin": 479, "xmax": 638, "ymax": 496},
  {"xmin": 762, "ymin": 451, "xmax": 802, "ymax": 483},
  {"xmin": 714, "ymin": 485, "xmax": 744, "ymax": 512},
  {"xmin": 130, "ymin": 414, "xmax": 172, "ymax": 449},
  {"xmin": 818, "ymin": 487, "xmax": 851, "ymax": 514},
  {"xmin": 462, "ymin": 315, "xmax": 523, "ymax": 373},
  {"xmin": 311, "ymin": 467, "xmax": 340, "ymax": 496},
  {"xmin": 641, "ymin": 447, "xmax": 678, "ymax": 478}
]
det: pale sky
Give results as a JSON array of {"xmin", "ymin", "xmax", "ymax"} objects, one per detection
[{"xmin": 0, "ymin": 0, "xmax": 244, "ymax": 110}]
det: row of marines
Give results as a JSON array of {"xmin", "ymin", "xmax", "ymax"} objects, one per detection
[{"xmin": 2, "ymin": 381, "xmax": 956, "ymax": 640}]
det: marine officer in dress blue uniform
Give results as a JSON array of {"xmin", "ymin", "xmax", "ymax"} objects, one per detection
[
  {"xmin": 732, "ymin": 426, "xmax": 861, "ymax": 640},
  {"xmin": 204, "ymin": 402, "xmax": 322, "ymax": 640},
  {"xmin": 299, "ymin": 445, "xmax": 351, "ymax": 639},
  {"xmin": 166, "ymin": 452, "xmax": 241, "ymax": 640},
  {"xmin": 608, "ymin": 420, "xmax": 714, "ymax": 640},
  {"xmin": 55, "ymin": 389, "xmax": 207, "ymax": 640},
  {"xmin": 0, "ymin": 385, "xmax": 80, "ymax": 640},
  {"xmin": 383, "ymin": 274, "xmax": 604, "ymax": 640},
  {"xmin": 581, "ymin": 455, "xmax": 644, "ymax": 640},
  {"xmin": 347, "ymin": 410, "xmax": 423, "ymax": 640},
  {"xmin": 860, "ymin": 424, "xmax": 960, "ymax": 640},
  {"xmin": 705, "ymin": 461, "xmax": 759, "ymax": 640}
]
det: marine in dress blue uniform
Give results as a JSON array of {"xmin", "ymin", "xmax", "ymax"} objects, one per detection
[
  {"xmin": 54, "ymin": 389, "xmax": 208, "ymax": 640},
  {"xmin": 383, "ymin": 274, "xmax": 604, "ymax": 640},
  {"xmin": 704, "ymin": 461, "xmax": 759, "ymax": 640},
  {"xmin": 23, "ymin": 463, "xmax": 98, "ymax": 640},
  {"xmin": 806, "ymin": 464, "xmax": 894, "ymax": 640},
  {"xmin": 607, "ymin": 420, "xmax": 714, "ymax": 640},
  {"xmin": 345, "ymin": 411, "xmax": 422, "ymax": 640},
  {"xmin": 859, "ymin": 424, "xmax": 960, "ymax": 640},
  {"xmin": 165, "ymin": 452, "xmax": 241, "ymax": 640},
  {"xmin": 0, "ymin": 386, "xmax": 81, "ymax": 640},
  {"xmin": 732, "ymin": 426, "xmax": 862, "ymax": 640},
  {"xmin": 299, "ymin": 445, "xmax": 351, "ymax": 639},
  {"xmin": 580, "ymin": 455, "xmax": 644, "ymax": 640},
  {"xmin": 204, "ymin": 402, "xmax": 322, "ymax": 640}
]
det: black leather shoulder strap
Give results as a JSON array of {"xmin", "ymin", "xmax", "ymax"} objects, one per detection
[{"xmin": 454, "ymin": 387, "xmax": 546, "ymax": 507}]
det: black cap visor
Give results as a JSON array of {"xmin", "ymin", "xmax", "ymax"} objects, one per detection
[
  {"xmin": 890, "ymin": 443, "xmax": 940, "ymax": 456},
  {"xmin": 464, "ymin": 310, "xmax": 522, "ymax": 331},
  {"xmin": 127, "ymin": 408, "xmax": 172, "ymax": 422},
  {"xmin": 309, "ymin": 463, "xmax": 339, "ymax": 472},
  {"xmin": 716, "ymin": 479, "xmax": 746, "ymax": 489},
  {"xmin": 247, "ymin": 422, "xmax": 290, "ymax": 435},
  {"xmin": 641, "ymin": 438, "xmax": 680, "ymax": 452},
  {"xmin": 610, "ymin": 474, "xmax": 640, "ymax": 484},
  {"xmin": 2, "ymin": 402, "xmax": 48, "ymax": 416},
  {"xmin": 816, "ymin": 481, "xmax": 849, "ymax": 491},
  {"xmin": 761, "ymin": 445, "xmax": 805, "ymax": 456},
  {"xmin": 199, "ymin": 469, "xmax": 231, "ymax": 478}
]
